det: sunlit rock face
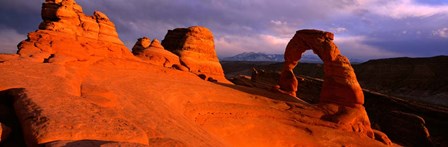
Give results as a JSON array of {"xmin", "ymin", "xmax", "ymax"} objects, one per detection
[
  {"xmin": 132, "ymin": 37, "xmax": 152, "ymax": 55},
  {"xmin": 278, "ymin": 29, "xmax": 363, "ymax": 106},
  {"xmin": 275, "ymin": 29, "xmax": 382, "ymax": 141},
  {"xmin": 17, "ymin": 0, "xmax": 133, "ymax": 63},
  {"xmin": 162, "ymin": 26, "xmax": 228, "ymax": 82},
  {"xmin": 0, "ymin": 0, "xmax": 394, "ymax": 146},
  {"xmin": 132, "ymin": 37, "xmax": 180, "ymax": 67}
]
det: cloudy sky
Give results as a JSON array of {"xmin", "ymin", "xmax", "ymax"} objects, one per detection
[{"xmin": 0, "ymin": 0, "xmax": 447, "ymax": 60}]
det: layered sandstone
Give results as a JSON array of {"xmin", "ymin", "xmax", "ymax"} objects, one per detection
[
  {"xmin": 276, "ymin": 29, "xmax": 363, "ymax": 106},
  {"xmin": 0, "ymin": 0, "xmax": 393, "ymax": 146},
  {"xmin": 231, "ymin": 69, "xmax": 390, "ymax": 144},
  {"xmin": 223, "ymin": 60, "xmax": 448, "ymax": 146},
  {"xmin": 274, "ymin": 29, "xmax": 380, "ymax": 141},
  {"xmin": 132, "ymin": 37, "xmax": 180, "ymax": 67},
  {"xmin": 17, "ymin": 0, "xmax": 133, "ymax": 63},
  {"xmin": 162, "ymin": 26, "xmax": 228, "ymax": 82}
]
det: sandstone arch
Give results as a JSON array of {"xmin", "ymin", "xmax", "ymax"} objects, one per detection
[
  {"xmin": 278, "ymin": 29, "xmax": 364, "ymax": 107},
  {"xmin": 275, "ymin": 30, "xmax": 384, "ymax": 141}
]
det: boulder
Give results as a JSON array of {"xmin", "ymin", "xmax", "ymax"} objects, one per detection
[
  {"xmin": 161, "ymin": 26, "xmax": 228, "ymax": 82},
  {"xmin": 17, "ymin": 0, "xmax": 133, "ymax": 62},
  {"xmin": 132, "ymin": 37, "xmax": 151, "ymax": 55},
  {"xmin": 132, "ymin": 38, "xmax": 180, "ymax": 67}
]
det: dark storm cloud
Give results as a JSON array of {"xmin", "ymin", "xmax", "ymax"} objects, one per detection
[
  {"xmin": 0, "ymin": 1, "xmax": 41, "ymax": 34},
  {"xmin": 74, "ymin": 0, "xmax": 352, "ymax": 54},
  {"xmin": 0, "ymin": 1, "xmax": 41, "ymax": 53},
  {"xmin": 0, "ymin": 0, "xmax": 447, "ymax": 60},
  {"xmin": 366, "ymin": 39, "xmax": 448, "ymax": 57},
  {"xmin": 75, "ymin": 0, "xmax": 346, "ymax": 39}
]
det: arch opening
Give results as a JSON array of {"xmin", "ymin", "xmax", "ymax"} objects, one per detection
[{"xmin": 277, "ymin": 29, "xmax": 364, "ymax": 107}]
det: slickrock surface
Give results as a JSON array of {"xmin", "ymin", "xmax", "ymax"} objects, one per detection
[
  {"xmin": 0, "ymin": 58, "xmax": 392, "ymax": 146},
  {"xmin": 132, "ymin": 37, "xmax": 180, "ymax": 67},
  {"xmin": 0, "ymin": 0, "xmax": 392, "ymax": 146},
  {"xmin": 162, "ymin": 26, "xmax": 228, "ymax": 82}
]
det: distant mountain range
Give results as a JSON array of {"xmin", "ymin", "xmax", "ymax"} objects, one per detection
[
  {"xmin": 221, "ymin": 52, "xmax": 322, "ymax": 63},
  {"xmin": 222, "ymin": 52, "xmax": 283, "ymax": 62},
  {"xmin": 222, "ymin": 52, "xmax": 365, "ymax": 63}
]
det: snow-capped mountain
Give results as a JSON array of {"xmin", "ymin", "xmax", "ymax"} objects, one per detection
[
  {"xmin": 222, "ymin": 52, "xmax": 322, "ymax": 63},
  {"xmin": 222, "ymin": 52, "xmax": 283, "ymax": 62}
]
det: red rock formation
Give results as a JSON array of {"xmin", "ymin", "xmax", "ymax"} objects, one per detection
[
  {"xmin": 132, "ymin": 37, "xmax": 151, "ymax": 55},
  {"xmin": 162, "ymin": 26, "xmax": 228, "ymax": 82},
  {"xmin": 17, "ymin": 0, "xmax": 133, "ymax": 63},
  {"xmin": 0, "ymin": 1, "xmax": 393, "ymax": 146},
  {"xmin": 275, "ymin": 29, "xmax": 382, "ymax": 141},
  {"xmin": 132, "ymin": 37, "xmax": 180, "ymax": 67},
  {"xmin": 277, "ymin": 29, "xmax": 363, "ymax": 106}
]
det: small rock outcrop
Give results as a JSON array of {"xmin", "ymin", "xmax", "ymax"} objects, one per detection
[
  {"xmin": 161, "ymin": 26, "xmax": 227, "ymax": 82},
  {"xmin": 17, "ymin": 0, "xmax": 133, "ymax": 63},
  {"xmin": 132, "ymin": 37, "xmax": 152, "ymax": 55},
  {"xmin": 132, "ymin": 37, "xmax": 180, "ymax": 67}
]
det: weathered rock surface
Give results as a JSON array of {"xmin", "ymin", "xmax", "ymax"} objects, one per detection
[
  {"xmin": 231, "ymin": 69, "xmax": 391, "ymax": 145},
  {"xmin": 0, "ymin": 59, "xmax": 392, "ymax": 146},
  {"xmin": 0, "ymin": 1, "xmax": 394, "ymax": 146},
  {"xmin": 162, "ymin": 26, "xmax": 228, "ymax": 82},
  {"xmin": 45, "ymin": 140, "xmax": 150, "ymax": 147},
  {"xmin": 277, "ymin": 29, "xmax": 363, "ymax": 106},
  {"xmin": 0, "ymin": 54, "xmax": 19, "ymax": 63},
  {"xmin": 224, "ymin": 62, "xmax": 448, "ymax": 146},
  {"xmin": 17, "ymin": 0, "xmax": 134, "ymax": 63},
  {"xmin": 132, "ymin": 37, "xmax": 180, "ymax": 67},
  {"xmin": 131, "ymin": 37, "xmax": 151, "ymax": 55},
  {"xmin": 273, "ymin": 29, "xmax": 379, "ymax": 141}
]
